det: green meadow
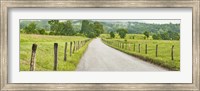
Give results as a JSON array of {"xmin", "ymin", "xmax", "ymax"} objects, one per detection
[
  {"xmin": 101, "ymin": 34, "xmax": 180, "ymax": 71},
  {"xmin": 20, "ymin": 34, "xmax": 90, "ymax": 71}
]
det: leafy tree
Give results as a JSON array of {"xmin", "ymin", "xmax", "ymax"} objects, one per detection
[
  {"xmin": 152, "ymin": 34, "xmax": 161, "ymax": 40},
  {"xmin": 38, "ymin": 29, "xmax": 45, "ymax": 34},
  {"xmin": 80, "ymin": 20, "xmax": 104, "ymax": 38},
  {"xmin": 24, "ymin": 22, "xmax": 37, "ymax": 34},
  {"xmin": 48, "ymin": 20, "xmax": 59, "ymax": 34},
  {"xmin": 110, "ymin": 31, "xmax": 115, "ymax": 38},
  {"xmin": 80, "ymin": 20, "xmax": 90, "ymax": 34},
  {"xmin": 94, "ymin": 21, "xmax": 104, "ymax": 37},
  {"xmin": 117, "ymin": 28, "xmax": 128, "ymax": 38},
  {"xmin": 160, "ymin": 32, "xmax": 170, "ymax": 40},
  {"xmin": 143, "ymin": 31, "xmax": 150, "ymax": 39}
]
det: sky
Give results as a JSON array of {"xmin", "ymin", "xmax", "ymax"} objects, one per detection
[
  {"xmin": 21, "ymin": 19, "xmax": 181, "ymax": 24},
  {"xmin": 92, "ymin": 20, "xmax": 181, "ymax": 24}
]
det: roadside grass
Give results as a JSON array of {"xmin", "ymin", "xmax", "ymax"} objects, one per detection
[
  {"xmin": 102, "ymin": 39, "xmax": 180, "ymax": 71},
  {"xmin": 20, "ymin": 34, "xmax": 91, "ymax": 71}
]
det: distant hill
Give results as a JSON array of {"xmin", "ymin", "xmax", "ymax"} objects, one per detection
[{"xmin": 20, "ymin": 20, "xmax": 180, "ymax": 34}]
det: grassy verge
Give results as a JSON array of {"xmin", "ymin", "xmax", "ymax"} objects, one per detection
[
  {"xmin": 20, "ymin": 34, "xmax": 91, "ymax": 71},
  {"xmin": 102, "ymin": 39, "xmax": 180, "ymax": 71}
]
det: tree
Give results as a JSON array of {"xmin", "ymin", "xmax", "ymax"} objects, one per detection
[
  {"xmin": 80, "ymin": 20, "xmax": 90, "ymax": 34},
  {"xmin": 117, "ymin": 28, "xmax": 128, "ymax": 38},
  {"xmin": 143, "ymin": 31, "xmax": 150, "ymax": 39},
  {"xmin": 80, "ymin": 20, "xmax": 105, "ymax": 38},
  {"xmin": 152, "ymin": 34, "xmax": 161, "ymax": 40},
  {"xmin": 48, "ymin": 20, "xmax": 59, "ymax": 34},
  {"xmin": 93, "ymin": 21, "xmax": 104, "ymax": 37},
  {"xmin": 24, "ymin": 22, "xmax": 37, "ymax": 34},
  {"xmin": 60, "ymin": 20, "xmax": 75, "ymax": 35},
  {"xmin": 38, "ymin": 29, "xmax": 45, "ymax": 34},
  {"xmin": 110, "ymin": 31, "xmax": 115, "ymax": 38},
  {"xmin": 160, "ymin": 31, "xmax": 170, "ymax": 40}
]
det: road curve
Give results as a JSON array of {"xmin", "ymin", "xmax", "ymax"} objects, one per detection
[{"xmin": 76, "ymin": 38, "xmax": 167, "ymax": 71}]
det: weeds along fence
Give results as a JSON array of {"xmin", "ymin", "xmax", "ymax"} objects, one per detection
[
  {"xmin": 29, "ymin": 39, "xmax": 91, "ymax": 71},
  {"xmin": 102, "ymin": 39, "xmax": 175, "ymax": 61}
]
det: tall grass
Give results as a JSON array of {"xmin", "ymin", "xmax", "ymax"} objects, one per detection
[{"xmin": 20, "ymin": 34, "xmax": 90, "ymax": 71}]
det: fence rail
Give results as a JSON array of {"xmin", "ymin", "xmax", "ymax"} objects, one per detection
[{"xmin": 29, "ymin": 39, "xmax": 91, "ymax": 71}]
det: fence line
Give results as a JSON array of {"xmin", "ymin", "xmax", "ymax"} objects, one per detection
[
  {"xmin": 28, "ymin": 39, "xmax": 91, "ymax": 71},
  {"xmin": 102, "ymin": 39, "xmax": 175, "ymax": 61}
]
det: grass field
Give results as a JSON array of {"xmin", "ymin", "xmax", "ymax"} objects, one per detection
[
  {"xmin": 20, "ymin": 34, "xmax": 90, "ymax": 71},
  {"xmin": 101, "ymin": 34, "xmax": 180, "ymax": 71}
]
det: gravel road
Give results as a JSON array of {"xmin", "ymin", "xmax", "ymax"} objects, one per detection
[{"xmin": 76, "ymin": 38, "xmax": 167, "ymax": 71}]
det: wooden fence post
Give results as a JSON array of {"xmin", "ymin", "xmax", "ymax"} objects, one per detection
[
  {"xmin": 54, "ymin": 43, "xmax": 58, "ymax": 71},
  {"xmin": 145, "ymin": 44, "xmax": 147, "ymax": 54},
  {"xmin": 171, "ymin": 45, "xmax": 174, "ymax": 60},
  {"xmin": 64, "ymin": 42, "xmax": 67, "ymax": 61},
  {"xmin": 133, "ymin": 43, "xmax": 135, "ymax": 52},
  {"xmin": 73, "ymin": 41, "xmax": 75, "ymax": 53},
  {"xmin": 138, "ymin": 44, "xmax": 140, "ymax": 53},
  {"xmin": 30, "ymin": 44, "xmax": 37, "ymax": 71},
  {"xmin": 78, "ymin": 41, "xmax": 80, "ymax": 50},
  {"xmin": 156, "ymin": 44, "xmax": 158, "ymax": 57},
  {"xmin": 126, "ymin": 43, "xmax": 128, "ymax": 50},
  {"xmin": 70, "ymin": 42, "xmax": 72, "ymax": 56}
]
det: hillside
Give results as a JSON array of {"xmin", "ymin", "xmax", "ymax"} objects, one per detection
[{"xmin": 20, "ymin": 20, "xmax": 180, "ymax": 34}]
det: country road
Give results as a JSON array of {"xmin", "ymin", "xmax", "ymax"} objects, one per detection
[{"xmin": 76, "ymin": 38, "xmax": 167, "ymax": 71}]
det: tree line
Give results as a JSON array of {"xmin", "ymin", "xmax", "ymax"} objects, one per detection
[
  {"xmin": 20, "ymin": 20, "xmax": 180, "ymax": 40},
  {"xmin": 20, "ymin": 20, "xmax": 105, "ymax": 38}
]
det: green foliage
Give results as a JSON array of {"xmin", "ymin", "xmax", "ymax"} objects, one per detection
[
  {"xmin": 110, "ymin": 31, "xmax": 115, "ymax": 38},
  {"xmin": 116, "ymin": 28, "xmax": 128, "ymax": 38},
  {"xmin": 24, "ymin": 22, "xmax": 37, "ymax": 34},
  {"xmin": 153, "ymin": 31, "xmax": 180, "ymax": 40},
  {"xmin": 152, "ymin": 34, "xmax": 161, "ymax": 40},
  {"xmin": 102, "ymin": 22, "xmax": 180, "ymax": 34},
  {"xmin": 38, "ymin": 29, "xmax": 46, "ymax": 34},
  {"xmin": 143, "ymin": 31, "xmax": 150, "ymax": 39},
  {"xmin": 80, "ymin": 20, "xmax": 104, "ymax": 38}
]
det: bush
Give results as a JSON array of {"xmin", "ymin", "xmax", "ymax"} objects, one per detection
[
  {"xmin": 38, "ymin": 29, "xmax": 46, "ymax": 34},
  {"xmin": 49, "ymin": 31, "xmax": 55, "ymax": 35},
  {"xmin": 110, "ymin": 31, "xmax": 115, "ymax": 38}
]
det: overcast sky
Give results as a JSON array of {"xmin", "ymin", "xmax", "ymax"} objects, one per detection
[
  {"xmin": 92, "ymin": 20, "xmax": 180, "ymax": 24},
  {"xmin": 21, "ymin": 19, "xmax": 180, "ymax": 24}
]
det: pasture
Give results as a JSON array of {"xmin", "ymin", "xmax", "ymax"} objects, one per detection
[
  {"xmin": 101, "ymin": 34, "xmax": 180, "ymax": 70},
  {"xmin": 20, "ymin": 34, "xmax": 90, "ymax": 71}
]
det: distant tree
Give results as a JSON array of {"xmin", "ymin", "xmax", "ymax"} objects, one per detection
[
  {"xmin": 38, "ymin": 29, "xmax": 45, "ymax": 34},
  {"xmin": 60, "ymin": 20, "xmax": 75, "ymax": 35},
  {"xmin": 80, "ymin": 20, "xmax": 90, "ymax": 34},
  {"xmin": 110, "ymin": 31, "xmax": 115, "ymax": 38},
  {"xmin": 117, "ymin": 28, "xmax": 128, "ymax": 38},
  {"xmin": 143, "ymin": 31, "xmax": 150, "ymax": 39},
  {"xmin": 80, "ymin": 20, "xmax": 105, "ymax": 38},
  {"xmin": 152, "ymin": 34, "xmax": 161, "ymax": 40},
  {"xmin": 160, "ymin": 31, "xmax": 170, "ymax": 40},
  {"xmin": 48, "ymin": 20, "xmax": 59, "ymax": 34},
  {"xmin": 167, "ymin": 30, "xmax": 180, "ymax": 40},
  {"xmin": 94, "ymin": 21, "xmax": 104, "ymax": 37},
  {"xmin": 24, "ymin": 22, "xmax": 37, "ymax": 34}
]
